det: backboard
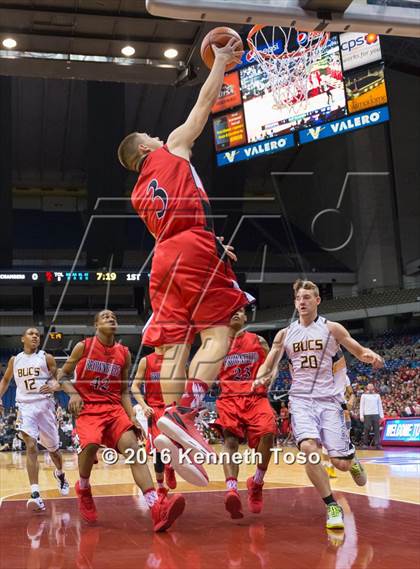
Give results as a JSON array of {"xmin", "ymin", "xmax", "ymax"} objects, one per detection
[{"xmin": 146, "ymin": 0, "xmax": 420, "ymax": 37}]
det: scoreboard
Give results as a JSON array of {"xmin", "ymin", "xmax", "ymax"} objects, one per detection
[{"xmin": 0, "ymin": 270, "xmax": 149, "ymax": 285}]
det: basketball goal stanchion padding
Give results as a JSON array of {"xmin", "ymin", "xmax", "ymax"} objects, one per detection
[{"xmin": 247, "ymin": 25, "xmax": 330, "ymax": 111}]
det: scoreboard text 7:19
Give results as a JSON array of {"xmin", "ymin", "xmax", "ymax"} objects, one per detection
[{"xmin": 96, "ymin": 272, "xmax": 117, "ymax": 281}]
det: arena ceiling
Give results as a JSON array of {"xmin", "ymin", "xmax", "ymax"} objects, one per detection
[
  {"xmin": 0, "ymin": 1, "xmax": 226, "ymax": 190},
  {"xmin": 0, "ymin": 0, "xmax": 218, "ymax": 85}
]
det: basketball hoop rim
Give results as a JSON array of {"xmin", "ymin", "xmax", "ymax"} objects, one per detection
[{"xmin": 247, "ymin": 25, "xmax": 330, "ymax": 60}]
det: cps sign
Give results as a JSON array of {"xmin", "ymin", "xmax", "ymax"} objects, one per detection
[
  {"xmin": 341, "ymin": 33, "xmax": 379, "ymax": 53},
  {"xmin": 340, "ymin": 32, "xmax": 382, "ymax": 71}
]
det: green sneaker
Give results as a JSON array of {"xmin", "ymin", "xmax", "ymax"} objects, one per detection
[
  {"xmin": 350, "ymin": 458, "xmax": 367, "ymax": 486},
  {"xmin": 326, "ymin": 503, "xmax": 344, "ymax": 529}
]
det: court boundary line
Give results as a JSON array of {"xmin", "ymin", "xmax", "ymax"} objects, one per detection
[
  {"xmin": 2, "ymin": 482, "xmax": 419, "ymax": 506},
  {"xmin": 0, "ymin": 483, "xmax": 300, "ymax": 503}
]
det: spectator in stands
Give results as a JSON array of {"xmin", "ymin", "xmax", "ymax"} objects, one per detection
[
  {"xmin": 279, "ymin": 402, "xmax": 289, "ymax": 439},
  {"xmin": 0, "ymin": 414, "xmax": 18, "ymax": 451},
  {"xmin": 0, "ymin": 423, "xmax": 8, "ymax": 451},
  {"xmin": 403, "ymin": 402, "xmax": 414, "ymax": 417},
  {"xmin": 380, "ymin": 383, "xmax": 390, "ymax": 395},
  {"xmin": 12, "ymin": 434, "xmax": 23, "ymax": 451},
  {"xmin": 56, "ymin": 405, "xmax": 64, "ymax": 425},
  {"xmin": 360, "ymin": 383, "xmax": 384, "ymax": 449}
]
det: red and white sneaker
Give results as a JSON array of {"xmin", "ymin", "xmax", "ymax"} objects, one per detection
[
  {"xmin": 225, "ymin": 489, "xmax": 244, "ymax": 519},
  {"xmin": 154, "ymin": 434, "xmax": 209, "ymax": 487},
  {"xmin": 247, "ymin": 477, "xmax": 264, "ymax": 514},
  {"xmin": 151, "ymin": 492, "xmax": 185, "ymax": 532},
  {"xmin": 165, "ymin": 465, "xmax": 177, "ymax": 490},
  {"xmin": 75, "ymin": 481, "xmax": 97, "ymax": 523},
  {"xmin": 157, "ymin": 407, "xmax": 215, "ymax": 460}
]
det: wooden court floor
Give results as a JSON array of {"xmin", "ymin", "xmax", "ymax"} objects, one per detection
[{"xmin": 1, "ymin": 444, "xmax": 419, "ymax": 503}]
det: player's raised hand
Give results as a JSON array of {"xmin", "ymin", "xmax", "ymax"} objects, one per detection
[
  {"xmin": 68, "ymin": 393, "xmax": 84, "ymax": 417},
  {"xmin": 217, "ymin": 236, "xmax": 237, "ymax": 262},
  {"xmin": 364, "ymin": 350, "xmax": 384, "ymax": 369},
  {"xmin": 213, "ymin": 37, "xmax": 244, "ymax": 66}
]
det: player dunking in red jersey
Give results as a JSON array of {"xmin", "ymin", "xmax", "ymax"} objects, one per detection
[
  {"xmin": 215, "ymin": 308, "xmax": 277, "ymax": 519},
  {"xmin": 58, "ymin": 310, "xmax": 185, "ymax": 531},
  {"xmin": 117, "ymin": 39, "xmax": 252, "ymax": 473},
  {"xmin": 131, "ymin": 347, "xmax": 177, "ymax": 492}
]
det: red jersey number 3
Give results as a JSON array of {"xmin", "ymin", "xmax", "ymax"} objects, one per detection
[{"xmin": 147, "ymin": 179, "xmax": 168, "ymax": 220}]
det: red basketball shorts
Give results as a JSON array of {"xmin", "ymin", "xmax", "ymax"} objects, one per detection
[
  {"xmin": 146, "ymin": 404, "xmax": 165, "ymax": 453},
  {"xmin": 142, "ymin": 227, "xmax": 252, "ymax": 346},
  {"xmin": 75, "ymin": 403, "xmax": 134, "ymax": 452},
  {"xmin": 215, "ymin": 395, "xmax": 277, "ymax": 449}
]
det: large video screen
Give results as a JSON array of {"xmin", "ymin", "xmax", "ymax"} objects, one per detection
[
  {"xmin": 382, "ymin": 418, "xmax": 420, "ymax": 447},
  {"xmin": 241, "ymin": 35, "xmax": 346, "ymax": 142},
  {"xmin": 212, "ymin": 31, "xmax": 390, "ymax": 166}
]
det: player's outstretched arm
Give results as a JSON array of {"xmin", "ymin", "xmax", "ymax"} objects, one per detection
[
  {"xmin": 328, "ymin": 321, "xmax": 384, "ymax": 368},
  {"xmin": 0, "ymin": 357, "xmax": 14, "ymax": 412},
  {"xmin": 167, "ymin": 39, "xmax": 243, "ymax": 157},
  {"xmin": 252, "ymin": 329, "xmax": 286, "ymax": 390},
  {"xmin": 58, "ymin": 342, "xmax": 85, "ymax": 417},
  {"xmin": 131, "ymin": 357, "xmax": 154, "ymax": 417}
]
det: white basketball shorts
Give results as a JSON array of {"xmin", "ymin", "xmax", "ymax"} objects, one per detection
[
  {"xmin": 16, "ymin": 398, "xmax": 60, "ymax": 452},
  {"xmin": 289, "ymin": 395, "xmax": 354, "ymax": 458}
]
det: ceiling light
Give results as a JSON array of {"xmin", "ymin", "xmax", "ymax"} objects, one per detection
[
  {"xmin": 121, "ymin": 45, "xmax": 135, "ymax": 57},
  {"xmin": 164, "ymin": 48, "xmax": 178, "ymax": 59},
  {"xmin": 2, "ymin": 38, "xmax": 17, "ymax": 49}
]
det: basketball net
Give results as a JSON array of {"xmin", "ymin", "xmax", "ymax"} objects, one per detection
[{"xmin": 247, "ymin": 26, "xmax": 330, "ymax": 112}]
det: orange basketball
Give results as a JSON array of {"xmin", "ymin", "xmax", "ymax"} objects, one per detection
[{"xmin": 200, "ymin": 26, "xmax": 243, "ymax": 71}]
